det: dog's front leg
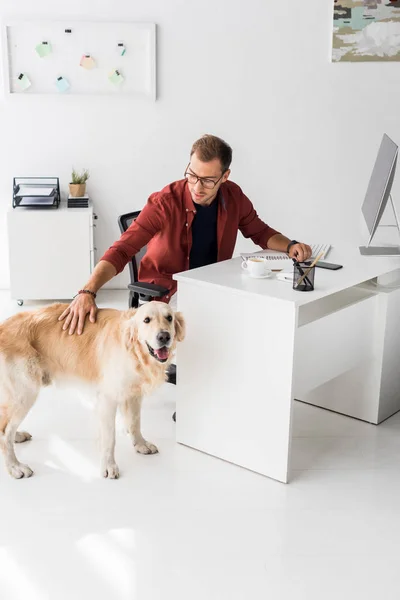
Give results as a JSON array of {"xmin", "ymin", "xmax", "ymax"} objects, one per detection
[
  {"xmin": 121, "ymin": 395, "xmax": 158, "ymax": 455},
  {"xmin": 97, "ymin": 395, "xmax": 119, "ymax": 478}
]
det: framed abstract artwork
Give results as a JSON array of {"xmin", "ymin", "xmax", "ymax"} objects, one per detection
[{"xmin": 332, "ymin": 0, "xmax": 400, "ymax": 62}]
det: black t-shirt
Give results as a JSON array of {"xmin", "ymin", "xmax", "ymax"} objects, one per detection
[{"xmin": 189, "ymin": 197, "xmax": 218, "ymax": 270}]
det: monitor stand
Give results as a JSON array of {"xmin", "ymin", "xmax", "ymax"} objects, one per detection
[
  {"xmin": 359, "ymin": 195, "xmax": 400, "ymax": 256},
  {"xmin": 359, "ymin": 245, "xmax": 400, "ymax": 256}
]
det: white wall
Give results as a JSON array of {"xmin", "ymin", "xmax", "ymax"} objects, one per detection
[{"xmin": 1, "ymin": 0, "xmax": 400, "ymax": 290}]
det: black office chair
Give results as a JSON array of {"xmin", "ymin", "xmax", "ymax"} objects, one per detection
[{"xmin": 118, "ymin": 211, "xmax": 177, "ymax": 421}]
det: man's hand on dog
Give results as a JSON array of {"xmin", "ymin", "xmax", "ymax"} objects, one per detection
[{"xmin": 58, "ymin": 293, "xmax": 97, "ymax": 335}]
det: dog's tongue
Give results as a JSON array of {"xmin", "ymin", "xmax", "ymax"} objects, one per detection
[{"xmin": 155, "ymin": 347, "xmax": 169, "ymax": 360}]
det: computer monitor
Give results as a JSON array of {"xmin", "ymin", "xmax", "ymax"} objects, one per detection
[{"xmin": 359, "ymin": 133, "xmax": 400, "ymax": 256}]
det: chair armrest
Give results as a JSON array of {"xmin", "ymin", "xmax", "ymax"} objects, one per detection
[{"xmin": 128, "ymin": 282, "xmax": 169, "ymax": 298}]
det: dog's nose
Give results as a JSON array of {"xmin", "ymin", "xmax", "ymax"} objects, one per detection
[{"xmin": 157, "ymin": 331, "xmax": 170, "ymax": 346}]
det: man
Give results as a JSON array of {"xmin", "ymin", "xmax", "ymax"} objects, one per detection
[{"xmin": 59, "ymin": 134, "xmax": 311, "ymax": 335}]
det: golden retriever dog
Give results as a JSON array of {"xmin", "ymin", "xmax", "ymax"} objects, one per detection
[{"xmin": 0, "ymin": 301, "xmax": 185, "ymax": 479}]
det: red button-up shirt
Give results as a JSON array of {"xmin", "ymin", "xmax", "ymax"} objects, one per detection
[{"xmin": 101, "ymin": 178, "xmax": 280, "ymax": 301}]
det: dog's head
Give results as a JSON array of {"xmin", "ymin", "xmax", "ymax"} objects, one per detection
[{"xmin": 126, "ymin": 301, "xmax": 185, "ymax": 364}]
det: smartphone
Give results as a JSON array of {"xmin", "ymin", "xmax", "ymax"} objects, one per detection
[{"xmin": 315, "ymin": 261, "xmax": 343, "ymax": 270}]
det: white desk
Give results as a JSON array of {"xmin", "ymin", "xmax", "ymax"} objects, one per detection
[{"xmin": 174, "ymin": 247, "xmax": 400, "ymax": 483}]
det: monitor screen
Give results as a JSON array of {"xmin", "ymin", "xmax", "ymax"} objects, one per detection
[{"xmin": 362, "ymin": 134, "xmax": 398, "ymax": 240}]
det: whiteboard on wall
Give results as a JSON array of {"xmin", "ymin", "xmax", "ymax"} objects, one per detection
[{"xmin": 2, "ymin": 20, "xmax": 156, "ymax": 98}]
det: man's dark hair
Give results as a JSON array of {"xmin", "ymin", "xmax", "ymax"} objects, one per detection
[{"xmin": 190, "ymin": 134, "xmax": 232, "ymax": 172}]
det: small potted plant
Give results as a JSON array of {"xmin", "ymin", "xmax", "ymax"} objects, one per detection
[{"xmin": 69, "ymin": 168, "xmax": 90, "ymax": 198}]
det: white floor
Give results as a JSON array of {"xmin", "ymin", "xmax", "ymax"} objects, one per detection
[{"xmin": 1, "ymin": 290, "xmax": 400, "ymax": 599}]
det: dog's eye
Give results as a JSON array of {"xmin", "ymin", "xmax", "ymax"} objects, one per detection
[
  {"xmin": 166, "ymin": 315, "xmax": 173, "ymax": 322},
  {"xmin": 143, "ymin": 317, "xmax": 151, "ymax": 324}
]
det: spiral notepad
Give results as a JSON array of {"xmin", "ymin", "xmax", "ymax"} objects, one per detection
[
  {"xmin": 240, "ymin": 250, "xmax": 291, "ymax": 270},
  {"xmin": 240, "ymin": 244, "xmax": 331, "ymax": 270}
]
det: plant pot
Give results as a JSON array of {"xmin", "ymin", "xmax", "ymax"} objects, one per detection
[{"xmin": 69, "ymin": 183, "xmax": 86, "ymax": 197}]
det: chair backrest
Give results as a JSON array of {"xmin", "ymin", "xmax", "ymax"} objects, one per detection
[{"xmin": 118, "ymin": 210, "xmax": 146, "ymax": 284}]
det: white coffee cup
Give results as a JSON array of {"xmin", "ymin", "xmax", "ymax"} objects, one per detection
[{"xmin": 241, "ymin": 257, "xmax": 272, "ymax": 278}]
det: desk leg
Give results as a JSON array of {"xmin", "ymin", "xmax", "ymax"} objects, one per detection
[{"xmin": 175, "ymin": 282, "xmax": 297, "ymax": 483}]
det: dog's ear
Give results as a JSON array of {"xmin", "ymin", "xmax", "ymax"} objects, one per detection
[
  {"xmin": 125, "ymin": 312, "xmax": 138, "ymax": 348},
  {"xmin": 174, "ymin": 311, "xmax": 186, "ymax": 342}
]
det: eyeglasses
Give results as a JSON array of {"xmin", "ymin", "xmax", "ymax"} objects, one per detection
[{"xmin": 184, "ymin": 164, "xmax": 225, "ymax": 190}]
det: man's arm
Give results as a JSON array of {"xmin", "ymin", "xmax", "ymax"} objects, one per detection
[
  {"xmin": 266, "ymin": 233, "xmax": 291, "ymax": 253},
  {"xmin": 59, "ymin": 192, "xmax": 166, "ymax": 335},
  {"xmin": 238, "ymin": 190, "xmax": 311, "ymax": 262},
  {"xmin": 267, "ymin": 233, "xmax": 311, "ymax": 262},
  {"xmin": 83, "ymin": 260, "xmax": 118, "ymax": 294},
  {"xmin": 100, "ymin": 193, "xmax": 166, "ymax": 275}
]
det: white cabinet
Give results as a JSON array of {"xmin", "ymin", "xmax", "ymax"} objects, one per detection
[{"xmin": 7, "ymin": 203, "xmax": 95, "ymax": 302}]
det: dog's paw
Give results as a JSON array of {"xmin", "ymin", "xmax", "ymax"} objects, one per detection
[
  {"xmin": 15, "ymin": 431, "xmax": 32, "ymax": 444},
  {"xmin": 135, "ymin": 440, "xmax": 159, "ymax": 455},
  {"xmin": 9, "ymin": 462, "xmax": 33, "ymax": 479},
  {"xmin": 102, "ymin": 463, "xmax": 120, "ymax": 479}
]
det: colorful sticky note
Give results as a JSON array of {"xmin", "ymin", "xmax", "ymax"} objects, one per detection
[
  {"xmin": 80, "ymin": 54, "xmax": 96, "ymax": 70},
  {"xmin": 55, "ymin": 76, "xmax": 70, "ymax": 93},
  {"xmin": 17, "ymin": 73, "xmax": 31, "ymax": 91},
  {"xmin": 108, "ymin": 69, "xmax": 124, "ymax": 86},
  {"xmin": 35, "ymin": 41, "xmax": 52, "ymax": 58},
  {"xmin": 117, "ymin": 43, "xmax": 126, "ymax": 56}
]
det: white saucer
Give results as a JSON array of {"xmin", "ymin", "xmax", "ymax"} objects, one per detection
[{"xmin": 247, "ymin": 272, "xmax": 272, "ymax": 279}]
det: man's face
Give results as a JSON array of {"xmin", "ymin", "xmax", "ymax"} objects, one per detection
[{"xmin": 186, "ymin": 152, "xmax": 230, "ymax": 206}]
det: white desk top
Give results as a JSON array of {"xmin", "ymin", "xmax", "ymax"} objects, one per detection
[{"xmin": 174, "ymin": 246, "xmax": 400, "ymax": 306}]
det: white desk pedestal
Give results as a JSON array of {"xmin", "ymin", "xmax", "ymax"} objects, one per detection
[{"xmin": 176, "ymin": 283, "xmax": 296, "ymax": 483}]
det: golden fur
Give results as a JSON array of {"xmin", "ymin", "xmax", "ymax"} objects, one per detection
[{"xmin": 0, "ymin": 301, "xmax": 185, "ymax": 479}]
